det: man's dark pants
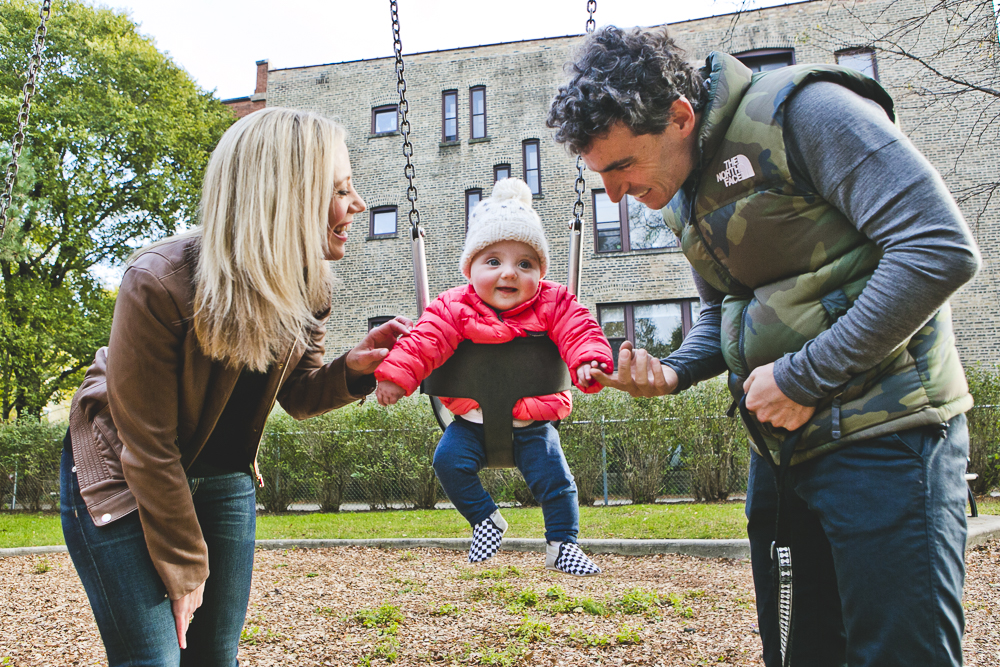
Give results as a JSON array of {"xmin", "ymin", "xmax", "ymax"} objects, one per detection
[{"xmin": 746, "ymin": 415, "xmax": 968, "ymax": 667}]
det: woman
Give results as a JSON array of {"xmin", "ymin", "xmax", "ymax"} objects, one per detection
[{"xmin": 61, "ymin": 107, "xmax": 410, "ymax": 665}]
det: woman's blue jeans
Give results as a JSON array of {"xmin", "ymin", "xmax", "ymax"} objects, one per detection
[
  {"xmin": 433, "ymin": 418, "xmax": 579, "ymax": 543},
  {"xmin": 745, "ymin": 416, "xmax": 968, "ymax": 667},
  {"xmin": 61, "ymin": 438, "xmax": 256, "ymax": 667}
]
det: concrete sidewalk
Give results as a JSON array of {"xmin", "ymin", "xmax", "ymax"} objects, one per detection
[{"xmin": 6, "ymin": 515, "xmax": 1000, "ymax": 560}]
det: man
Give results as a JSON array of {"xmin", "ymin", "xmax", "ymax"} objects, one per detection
[{"xmin": 547, "ymin": 26, "xmax": 980, "ymax": 667}]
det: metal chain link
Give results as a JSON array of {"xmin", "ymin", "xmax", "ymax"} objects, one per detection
[
  {"xmin": 390, "ymin": 0, "xmax": 420, "ymax": 233},
  {"xmin": 0, "ymin": 0, "xmax": 53, "ymax": 241},
  {"xmin": 571, "ymin": 1, "xmax": 597, "ymax": 229}
]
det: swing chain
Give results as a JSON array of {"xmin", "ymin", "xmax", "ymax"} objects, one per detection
[
  {"xmin": 0, "ymin": 0, "xmax": 53, "ymax": 242},
  {"xmin": 571, "ymin": 1, "xmax": 596, "ymax": 232},
  {"xmin": 390, "ymin": 0, "xmax": 420, "ymax": 231}
]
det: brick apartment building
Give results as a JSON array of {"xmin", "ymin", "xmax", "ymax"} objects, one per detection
[{"xmin": 229, "ymin": 0, "xmax": 999, "ymax": 368}]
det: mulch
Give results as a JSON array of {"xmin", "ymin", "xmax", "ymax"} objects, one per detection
[{"xmin": 2, "ymin": 540, "xmax": 999, "ymax": 666}]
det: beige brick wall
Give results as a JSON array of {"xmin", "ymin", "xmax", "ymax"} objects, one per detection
[{"xmin": 266, "ymin": 0, "xmax": 998, "ymax": 368}]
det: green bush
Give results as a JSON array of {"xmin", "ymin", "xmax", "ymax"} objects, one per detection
[
  {"xmin": 0, "ymin": 417, "xmax": 65, "ymax": 511},
  {"xmin": 673, "ymin": 378, "xmax": 748, "ymax": 501},
  {"xmin": 256, "ymin": 411, "xmax": 310, "ymax": 513},
  {"xmin": 606, "ymin": 393, "xmax": 675, "ymax": 504},
  {"xmin": 966, "ymin": 364, "xmax": 1000, "ymax": 494},
  {"xmin": 561, "ymin": 391, "xmax": 610, "ymax": 506},
  {"xmin": 297, "ymin": 408, "xmax": 360, "ymax": 512}
]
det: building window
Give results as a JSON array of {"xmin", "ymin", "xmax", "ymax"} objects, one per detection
[
  {"xmin": 372, "ymin": 105, "xmax": 398, "ymax": 134},
  {"xmin": 370, "ymin": 206, "xmax": 397, "ymax": 237},
  {"xmin": 465, "ymin": 188, "xmax": 482, "ymax": 229},
  {"xmin": 836, "ymin": 48, "xmax": 878, "ymax": 80},
  {"xmin": 598, "ymin": 299, "xmax": 701, "ymax": 362},
  {"xmin": 522, "ymin": 140, "xmax": 541, "ymax": 195},
  {"xmin": 494, "ymin": 164, "xmax": 511, "ymax": 182},
  {"xmin": 368, "ymin": 315, "xmax": 396, "ymax": 331},
  {"xmin": 593, "ymin": 190, "xmax": 677, "ymax": 253},
  {"xmin": 442, "ymin": 90, "xmax": 458, "ymax": 141},
  {"xmin": 734, "ymin": 49, "xmax": 795, "ymax": 72},
  {"xmin": 470, "ymin": 86, "xmax": 487, "ymax": 139}
]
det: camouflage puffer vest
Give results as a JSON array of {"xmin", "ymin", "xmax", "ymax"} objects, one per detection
[{"xmin": 661, "ymin": 53, "xmax": 972, "ymax": 464}]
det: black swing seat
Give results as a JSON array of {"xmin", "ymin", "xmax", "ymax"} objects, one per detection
[{"xmin": 420, "ymin": 337, "xmax": 572, "ymax": 468}]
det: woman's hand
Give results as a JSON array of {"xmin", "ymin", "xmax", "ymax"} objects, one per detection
[
  {"xmin": 345, "ymin": 316, "xmax": 413, "ymax": 382},
  {"xmin": 171, "ymin": 581, "xmax": 205, "ymax": 649}
]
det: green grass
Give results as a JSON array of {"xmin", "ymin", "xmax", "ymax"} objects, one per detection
[
  {"xmin": 0, "ymin": 512, "xmax": 64, "ymax": 549},
  {"xmin": 3, "ymin": 496, "xmax": 994, "ymax": 549}
]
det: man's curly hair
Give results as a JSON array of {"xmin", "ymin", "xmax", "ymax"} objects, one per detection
[{"xmin": 547, "ymin": 26, "xmax": 707, "ymax": 155}]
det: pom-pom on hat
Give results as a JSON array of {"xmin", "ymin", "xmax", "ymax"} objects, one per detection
[{"xmin": 459, "ymin": 178, "xmax": 549, "ymax": 279}]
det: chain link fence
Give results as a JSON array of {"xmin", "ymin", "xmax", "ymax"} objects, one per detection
[{"xmin": 3, "ymin": 383, "xmax": 999, "ymax": 513}]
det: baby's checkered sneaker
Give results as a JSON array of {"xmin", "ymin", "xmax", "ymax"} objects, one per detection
[
  {"xmin": 468, "ymin": 510, "xmax": 508, "ymax": 563},
  {"xmin": 545, "ymin": 541, "xmax": 601, "ymax": 577}
]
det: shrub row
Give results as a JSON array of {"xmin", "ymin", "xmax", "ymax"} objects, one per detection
[{"xmin": 3, "ymin": 367, "xmax": 999, "ymax": 512}]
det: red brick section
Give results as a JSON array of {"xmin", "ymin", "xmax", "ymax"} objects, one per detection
[{"xmin": 223, "ymin": 59, "xmax": 268, "ymax": 119}]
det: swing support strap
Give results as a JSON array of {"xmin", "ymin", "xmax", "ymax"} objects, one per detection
[
  {"xmin": 1, "ymin": 0, "xmax": 53, "ymax": 241},
  {"xmin": 738, "ymin": 395, "xmax": 799, "ymax": 667}
]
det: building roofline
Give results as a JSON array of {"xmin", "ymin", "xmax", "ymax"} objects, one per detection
[
  {"xmin": 221, "ymin": 96, "xmax": 252, "ymax": 104},
  {"xmin": 269, "ymin": 0, "xmax": 817, "ymax": 74}
]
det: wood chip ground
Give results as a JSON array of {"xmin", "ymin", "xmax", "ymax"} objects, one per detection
[{"xmin": 2, "ymin": 540, "xmax": 998, "ymax": 666}]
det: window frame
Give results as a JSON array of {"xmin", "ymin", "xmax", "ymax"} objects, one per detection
[
  {"xmin": 835, "ymin": 47, "xmax": 879, "ymax": 81},
  {"xmin": 493, "ymin": 163, "xmax": 511, "ymax": 183},
  {"xmin": 597, "ymin": 299, "xmax": 701, "ymax": 363},
  {"xmin": 592, "ymin": 189, "xmax": 680, "ymax": 253},
  {"xmin": 371, "ymin": 104, "xmax": 399, "ymax": 135},
  {"xmin": 469, "ymin": 86, "xmax": 487, "ymax": 139},
  {"xmin": 368, "ymin": 315, "xmax": 396, "ymax": 331},
  {"xmin": 522, "ymin": 139, "xmax": 541, "ymax": 196},
  {"xmin": 369, "ymin": 205, "xmax": 398, "ymax": 239},
  {"xmin": 592, "ymin": 188, "xmax": 628, "ymax": 253},
  {"xmin": 733, "ymin": 48, "xmax": 796, "ymax": 72},
  {"xmin": 441, "ymin": 90, "xmax": 458, "ymax": 142},
  {"xmin": 465, "ymin": 188, "xmax": 483, "ymax": 229}
]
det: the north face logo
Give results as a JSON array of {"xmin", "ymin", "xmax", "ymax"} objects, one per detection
[{"xmin": 716, "ymin": 155, "xmax": 756, "ymax": 186}]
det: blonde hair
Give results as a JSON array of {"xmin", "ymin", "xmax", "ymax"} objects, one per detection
[{"xmin": 140, "ymin": 107, "xmax": 344, "ymax": 371}]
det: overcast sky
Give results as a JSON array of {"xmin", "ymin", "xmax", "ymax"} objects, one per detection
[{"xmin": 105, "ymin": 0, "xmax": 798, "ymax": 100}]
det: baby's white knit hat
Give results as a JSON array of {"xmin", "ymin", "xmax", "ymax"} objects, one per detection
[{"xmin": 459, "ymin": 178, "xmax": 549, "ymax": 279}]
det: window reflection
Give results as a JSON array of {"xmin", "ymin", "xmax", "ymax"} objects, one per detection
[
  {"xmin": 633, "ymin": 302, "xmax": 684, "ymax": 358},
  {"xmin": 626, "ymin": 195, "xmax": 676, "ymax": 250}
]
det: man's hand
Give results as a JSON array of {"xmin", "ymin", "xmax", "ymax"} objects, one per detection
[
  {"xmin": 171, "ymin": 581, "xmax": 205, "ymax": 650},
  {"xmin": 575, "ymin": 360, "xmax": 609, "ymax": 388},
  {"xmin": 591, "ymin": 341, "xmax": 678, "ymax": 397},
  {"xmin": 376, "ymin": 380, "xmax": 407, "ymax": 406},
  {"xmin": 345, "ymin": 316, "xmax": 413, "ymax": 382},
  {"xmin": 743, "ymin": 363, "xmax": 815, "ymax": 431}
]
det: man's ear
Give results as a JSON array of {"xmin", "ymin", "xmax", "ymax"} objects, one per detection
[{"xmin": 670, "ymin": 97, "xmax": 698, "ymax": 138}]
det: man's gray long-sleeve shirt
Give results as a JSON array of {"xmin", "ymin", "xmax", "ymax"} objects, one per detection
[{"xmin": 662, "ymin": 81, "xmax": 980, "ymax": 404}]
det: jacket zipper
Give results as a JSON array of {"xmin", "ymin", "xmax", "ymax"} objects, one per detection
[
  {"xmin": 249, "ymin": 345, "xmax": 295, "ymax": 488},
  {"xmin": 737, "ymin": 299, "xmax": 752, "ymax": 379}
]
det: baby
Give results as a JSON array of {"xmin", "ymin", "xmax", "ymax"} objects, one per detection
[{"xmin": 375, "ymin": 178, "xmax": 613, "ymax": 576}]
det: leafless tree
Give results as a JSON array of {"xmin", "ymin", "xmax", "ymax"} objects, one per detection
[{"xmin": 816, "ymin": 0, "xmax": 999, "ymax": 225}]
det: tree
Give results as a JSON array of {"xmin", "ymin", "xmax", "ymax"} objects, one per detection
[
  {"xmin": 0, "ymin": 0, "xmax": 234, "ymax": 418},
  {"xmin": 820, "ymin": 0, "xmax": 999, "ymax": 222}
]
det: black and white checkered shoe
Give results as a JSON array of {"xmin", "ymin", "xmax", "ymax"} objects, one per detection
[
  {"xmin": 545, "ymin": 541, "xmax": 601, "ymax": 577},
  {"xmin": 468, "ymin": 510, "xmax": 508, "ymax": 563}
]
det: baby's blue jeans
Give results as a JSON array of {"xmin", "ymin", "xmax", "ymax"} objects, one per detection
[{"xmin": 433, "ymin": 417, "xmax": 579, "ymax": 543}]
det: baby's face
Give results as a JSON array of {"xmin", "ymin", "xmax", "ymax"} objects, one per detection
[{"xmin": 469, "ymin": 240, "xmax": 542, "ymax": 312}]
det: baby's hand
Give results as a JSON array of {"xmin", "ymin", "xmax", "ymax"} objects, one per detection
[
  {"xmin": 575, "ymin": 360, "xmax": 609, "ymax": 387},
  {"xmin": 376, "ymin": 380, "xmax": 406, "ymax": 406}
]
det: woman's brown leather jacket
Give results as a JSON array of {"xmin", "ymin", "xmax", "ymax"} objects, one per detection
[{"xmin": 69, "ymin": 236, "xmax": 374, "ymax": 599}]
